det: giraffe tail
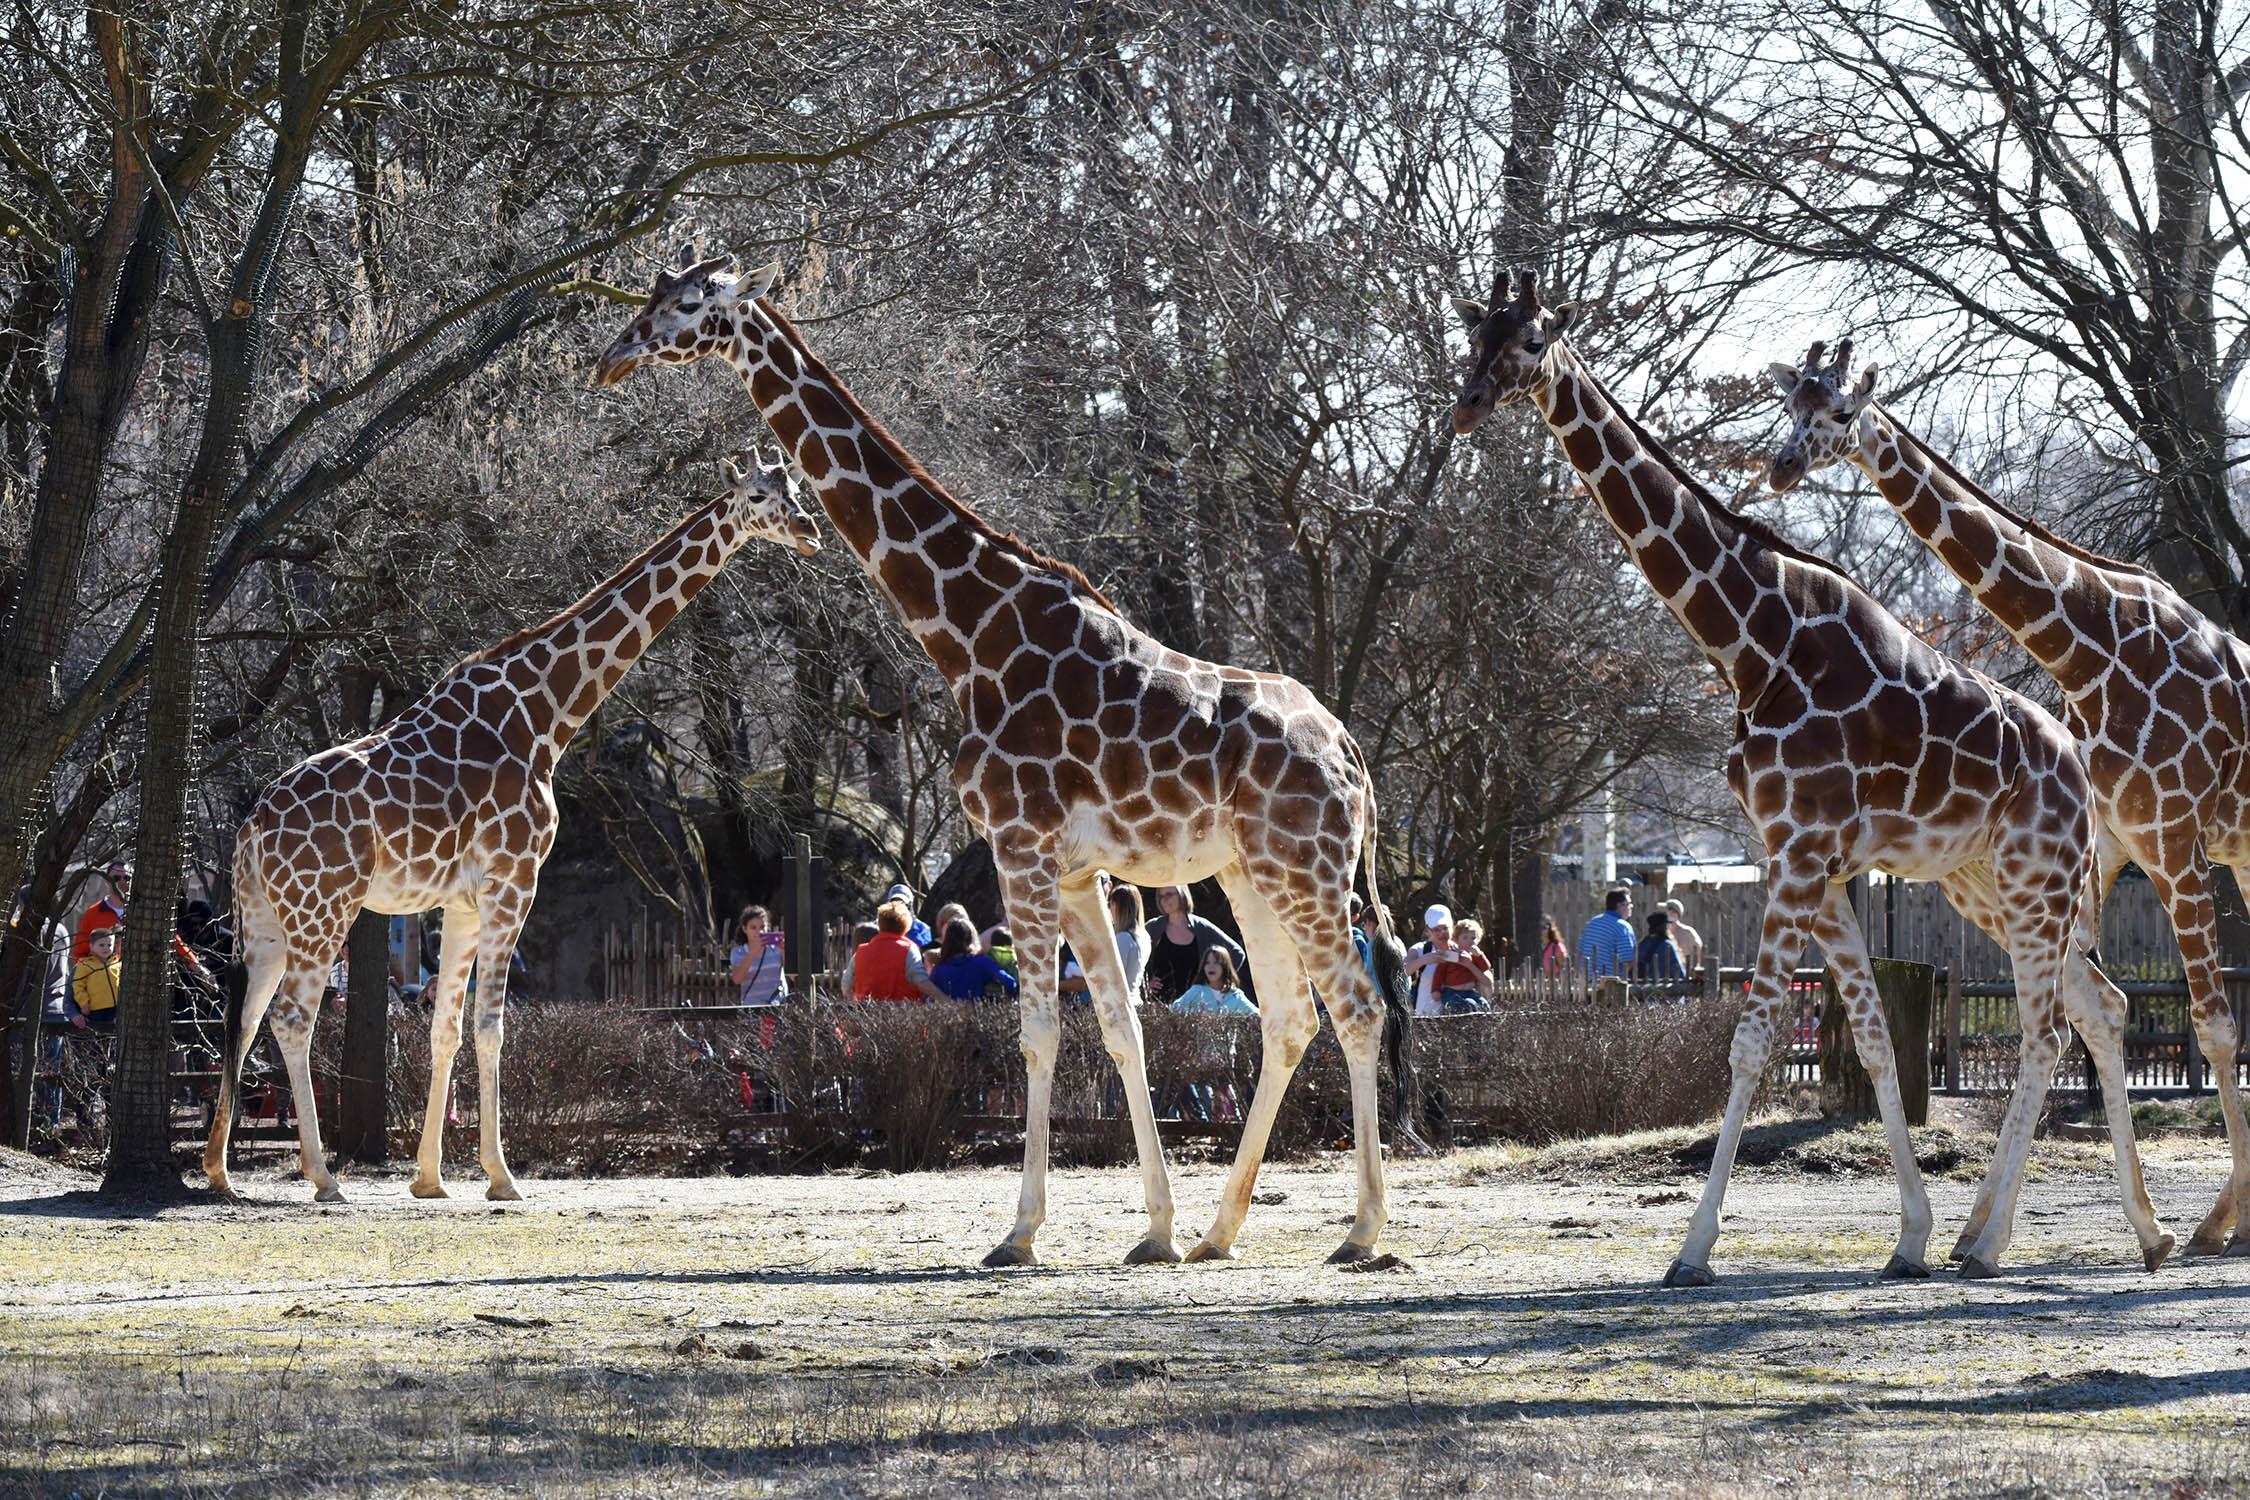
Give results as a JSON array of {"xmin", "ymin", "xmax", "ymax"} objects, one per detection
[{"xmin": 1350, "ymin": 737, "xmax": 1394, "ymax": 945}]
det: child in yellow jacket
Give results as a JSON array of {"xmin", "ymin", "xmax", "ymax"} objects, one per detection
[{"xmin": 71, "ymin": 925, "xmax": 121, "ymax": 1032}]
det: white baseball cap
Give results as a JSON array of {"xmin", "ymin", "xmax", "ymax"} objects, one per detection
[
  {"xmin": 1423, "ymin": 904, "xmax": 1453, "ymax": 930},
  {"xmin": 884, "ymin": 883, "xmax": 914, "ymax": 903}
]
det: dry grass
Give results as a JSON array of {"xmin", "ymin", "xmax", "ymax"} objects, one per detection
[{"xmin": 5, "ymin": 1128, "xmax": 2248, "ymax": 1499}]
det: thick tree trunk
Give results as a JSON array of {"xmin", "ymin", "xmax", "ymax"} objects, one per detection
[
  {"xmin": 334, "ymin": 665, "xmax": 389, "ymax": 1162},
  {"xmin": 336, "ymin": 910, "xmax": 391, "ymax": 1162},
  {"xmin": 100, "ymin": 476, "xmax": 221, "ymax": 1200}
]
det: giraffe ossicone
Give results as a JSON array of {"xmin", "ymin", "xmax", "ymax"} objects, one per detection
[
  {"xmin": 1454, "ymin": 269, "xmax": 2163, "ymax": 1283},
  {"xmin": 598, "ymin": 255, "xmax": 1398, "ymax": 1267},
  {"xmin": 1768, "ymin": 333, "xmax": 2249, "ymax": 1259},
  {"xmin": 203, "ymin": 458, "xmax": 820, "ymax": 1204}
]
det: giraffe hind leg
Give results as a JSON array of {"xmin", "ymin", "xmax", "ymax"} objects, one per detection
[
  {"xmin": 201, "ymin": 939, "xmax": 286, "ymax": 1197},
  {"xmin": 267, "ymin": 966, "xmax": 345, "ymax": 1202}
]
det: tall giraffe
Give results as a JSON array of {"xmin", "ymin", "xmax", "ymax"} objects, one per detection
[
  {"xmin": 204, "ymin": 455, "xmax": 822, "ymax": 1203},
  {"xmin": 1451, "ymin": 273, "xmax": 2166, "ymax": 1282},
  {"xmin": 595, "ymin": 257, "xmax": 1394, "ymax": 1267},
  {"xmin": 1769, "ymin": 339, "xmax": 2250, "ymax": 1257}
]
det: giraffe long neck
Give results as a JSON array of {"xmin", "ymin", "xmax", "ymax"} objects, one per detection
[
  {"xmin": 718, "ymin": 301, "xmax": 1071, "ymax": 689},
  {"xmin": 1535, "ymin": 351, "xmax": 1791, "ymax": 699},
  {"xmin": 1855, "ymin": 409, "xmax": 2123, "ymax": 694},
  {"xmin": 495, "ymin": 490, "xmax": 758, "ymax": 750}
]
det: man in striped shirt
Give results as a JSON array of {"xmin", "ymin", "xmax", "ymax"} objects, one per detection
[{"xmin": 1577, "ymin": 887, "xmax": 1637, "ymax": 977}]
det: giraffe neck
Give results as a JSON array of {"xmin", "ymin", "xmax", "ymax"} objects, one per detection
[
  {"xmin": 1855, "ymin": 408, "xmax": 2122, "ymax": 692},
  {"xmin": 715, "ymin": 300, "xmax": 1088, "ymax": 688},
  {"xmin": 490, "ymin": 490, "xmax": 757, "ymax": 750},
  {"xmin": 1534, "ymin": 350, "xmax": 1792, "ymax": 698}
]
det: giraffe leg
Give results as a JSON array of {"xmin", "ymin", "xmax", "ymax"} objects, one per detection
[
  {"xmin": 1317, "ymin": 954, "xmax": 1390, "ymax": 1262},
  {"xmin": 1952, "ymin": 846, "xmax": 2093, "ymax": 1278},
  {"xmin": 1940, "ymin": 857, "xmax": 2172, "ymax": 1269},
  {"xmin": 1186, "ymin": 864, "xmax": 1321, "ymax": 1262},
  {"xmin": 267, "ymin": 967, "xmax": 345, "ymax": 1203},
  {"xmin": 1810, "ymin": 883, "xmax": 1935, "ymax": 1277},
  {"xmin": 409, "ymin": 906, "xmax": 479, "ymax": 1199},
  {"xmin": 201, "ymin": 934, "xmax": 286, "ymax": 1198},
  {"xmin": 1668, "ymin": 866, "xmax": 1816, "ymax": 1287},
  {"xmin": 985, "ymin": 856, "xmax": 1061, "ymax": 1267},
  {"xmin": 2150, "ymin": 860, "xmax": 2250, "ymax": 1255},
  {"xmin": 1058, "ymin": 876, "xmax": 1178, "ymax": 1263},
  {"xmin": 470, "ymin": 891, "xmax": 532, "ymax": 1201}
]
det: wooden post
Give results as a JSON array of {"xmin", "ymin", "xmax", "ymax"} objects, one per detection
[
  {"xmin": 1943, "ymin": 963, "xmax": 1961, "ymax": 1094},
  {"xmin": 1819, "ymin": 958, "xmax": 1935, "ymax": 1125}
]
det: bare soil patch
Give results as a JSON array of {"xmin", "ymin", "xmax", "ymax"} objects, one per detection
[{"xmin": 3, "ymin": 1122, "xmax": 2246, "ymax": 1497}]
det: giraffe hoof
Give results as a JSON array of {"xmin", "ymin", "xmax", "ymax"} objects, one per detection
[
  {"xmin": 1183, "ymin": 1239, "xmax": 1234, "ymax": 1264},
  {"xmin": 2183, "ymin": 1233, "xmax": 2227, "ymax": 1257},
  {"xmin": 1958, "ymin": 1254, "xmax": 2000, "ymax": 1281},
  {"xmin": 1661, "ymin": 1260, "xmax": 1714, "ymax": 1289},
  {"xmin": 1879, "ymin": 1254, "xmax": 1928, "ymax": 1280},
  {"xmin": 1946, "ymin": 1233, "xmax": 1976, "ymax": 1263},
  {"xmin": 2144, "ymin": 1232, "xmax": 2177, "ymax": 1272},
  {"xmin": 2222, "ymin": 1235, "xmax": 2250, "ymax": 1259},
  {"xmin": 206, "ymin": 1180, "xmax": 240, "ymax": 1204},
  {"xmin": 1326, "ymin": 1239, "xmax": 1377, "ymax": 1265},
  {"xmin": 981, "ymin": 1242, "xmax": 1037, "ymax": 1268},
  {"xmin": 314, "ymin": 1184, "xmax": 346, "ymax": 1205},
  {"xmin": 409, "ymin": 1179, "xmax": 449, "ymax": 1200},
  {"xmin": 1123, "ymin": 1237, "xmax": 1182, "ymax": 1265},
  {"xmin": 485, "ymin": 1181, "xmax": 523, "ymax": 1203}
]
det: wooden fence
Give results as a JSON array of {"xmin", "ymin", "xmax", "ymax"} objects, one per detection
[{"xmin": 1539, "ymin": 875, "xmax": 2209, "ymax": 978}]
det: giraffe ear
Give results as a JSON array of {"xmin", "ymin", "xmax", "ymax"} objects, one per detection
[
  {"xmin": 1538, "ymin": 302, "xmax": 1577, "ymax": 340},
  {"xmin": 721, "ymin": 259, "xmax": 784, "ymax": 305},
  {"xmin": 723, "ymin": 457, "xmax": 747, "ymax": 486},
  {"xmin": 1767, "ymin": 361, "xmax": 1799, "ymax": 395},
  {"xmin": 1849, "ymin": 366, "xmax": 1879, "ymax": 409},
  {"xmin": 1450, "ymin": 296, "xmax": 1486, "ymax": 330}
]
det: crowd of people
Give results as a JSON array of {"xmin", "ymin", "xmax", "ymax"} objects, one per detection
[
  {"xmin": 714, "ymin": 876, "xmax": 1713, "ymax": 1013},
  {"xmin": 7, "ymin": 859, "xmax": 236, "ymax": 1132}
]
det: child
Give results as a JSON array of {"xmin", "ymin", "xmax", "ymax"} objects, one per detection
[
  {"xmin": 1169, "ymin": 947, "xmax": 1256, "ymax": 1016},
  {"xmin": 72, "ymin": 924, "xmax": 122, "ymax": 1033},
  {"xmin": 984, "ymin": 927, "xmax": 1018, "ymax": 980},
  {"xmin": 930, "ymin": 919, "xmax": 1017, "ymax": 1000}
]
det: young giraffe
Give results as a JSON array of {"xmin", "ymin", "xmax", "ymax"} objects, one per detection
[
  {"xmin": 204, "ymin": 455, "xmax": 822, "ymax": 1202},
  {"xmin": 594, "ymin": 257, "xmax": 1395, "ymax": 1266},
  {"xmin": 1452, "ymin": 272, "xmax": 2139, "ymax": 1283},
  {"xmin": 1770, "ymin": 338, "xmax": 2249, "ymax": 1258}
]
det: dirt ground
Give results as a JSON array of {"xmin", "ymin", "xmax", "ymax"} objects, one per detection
[{"xmin": 4, "ymin": 1112, "xmax": 2249, "ymax": 1498}]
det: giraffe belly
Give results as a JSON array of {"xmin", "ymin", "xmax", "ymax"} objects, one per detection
[{"xmin": 1057, "ymin": 805, "xmax": 1235, "ymax": 887}]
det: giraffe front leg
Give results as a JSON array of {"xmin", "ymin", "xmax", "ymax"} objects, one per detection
[
  {"xmin": 985, "ymin": 859, "xmax": 1061, "ymax": 1267},
  {"xmin": 1814, "ymin": 883, "xmax": 1935, "ymax": 1277},
  {"xmin": 2151, "ymin": 861, "xmax": 2246, "ymax": 1255},
  {"xmin": 472, "ymin": 894, "xmax": 532, "ymax": 1202},
  {"xmin": 1059, "ymin": 877, "xmax": 1178, "ymax": 1263},
  {"xmin": 1669, "ymin": 866, "xmax": 1815, "ymax": 1287},
  {"xmin": 409, "ymin": 908, "xmax": 479, "ymax": 1199}
]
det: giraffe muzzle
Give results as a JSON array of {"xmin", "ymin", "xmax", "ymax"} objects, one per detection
[
  {"xmin": 1767, "ymin": 450, "xmax": 1807, "ymax": 494},
  {"xmin": 592, "ymin": 345, "xmax": 642, "ymax": 387}
]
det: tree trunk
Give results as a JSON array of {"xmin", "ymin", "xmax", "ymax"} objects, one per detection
[
  {"xmin": 333, "ymin": 664, "xmax": 388, "ymax": 1162},
  {"xmin": 336, "ymin": 910, "xmax": 391, "ymax": 1162},
  {"xmin": 100, "ymin": 477, "xmax": 222, "ymax": 1200}
]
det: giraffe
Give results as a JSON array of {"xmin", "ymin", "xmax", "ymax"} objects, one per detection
[
  {"xmin": 594, "ymin": 256, "xmax": 1395, "ymax": 1267},
  {"xmin": 203, "ymin": 453, "xmax": 822, "ymax": 1203},
  {"xmin": 1769, "ymin": 338, "xmax": 2250, "ymax": 1257},
  {"xmin": 1450, "ymin": 271, "xmax": 2166, "ymax": 1283}
]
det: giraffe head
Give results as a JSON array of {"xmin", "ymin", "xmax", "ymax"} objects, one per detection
[
  {"xmin": 722, "ymin": 449, "xmax": 822, "ymax": 556},
  {"xmin": 1450, "ymin": 269, "xmax": 1576, "ymax": 434},
  {"xmin": 592, "ymin": 253, "xmax": 783, "ymax": 386},
  {"xmin": 1765, "ymin": 338, "xmax": 1879, "ymax": 493}
]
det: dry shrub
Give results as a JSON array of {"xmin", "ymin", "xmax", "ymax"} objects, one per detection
[{"xmin": 358, "ymin": 992, "xmax": 1764, "ymax": 1175}]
